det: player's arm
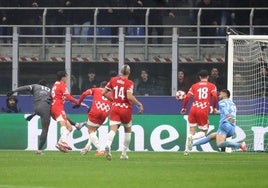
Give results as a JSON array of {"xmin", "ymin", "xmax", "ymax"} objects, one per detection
[
  {"xmin": 211, "ymin": 87, "xmax": 218, "ymax": 114},
  {"xmin": 7, "ymin": 85, "xmax": 32, "ymax": 97},
  {"xmin": 180, "ymin": 91, "xmax": 191, "ymax": 114},
  {"xmin": 64, "ymin": 93, "xmax": 79, "ymax": 104},
  {"xmin": 78, "ymin": 89, "xmax": 92, "ymax": 105},
  {"xmin": 220, "ymin": 102, "xmax": 235, "ymax": 123},
  {"xmin": 127, "ymin": 91, "xmax": 144, "ymax": 114},
  {"xmin": 102, "ymin": 87, "xmax": 113, "ymax": 102}
]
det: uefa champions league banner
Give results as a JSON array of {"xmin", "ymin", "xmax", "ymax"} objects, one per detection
[{"xmin": 0, "ymin": 114, "xmax": 267, "ymax": 151}]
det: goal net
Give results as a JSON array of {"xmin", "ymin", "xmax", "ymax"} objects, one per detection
[{"xmin": 228, "ymin": 35, "xmax": 268, "ymax": 152}]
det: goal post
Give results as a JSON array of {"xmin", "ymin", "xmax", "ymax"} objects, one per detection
[{"xmin": 227, "ymin": 35, "xmax": 268, "ymax": 152}]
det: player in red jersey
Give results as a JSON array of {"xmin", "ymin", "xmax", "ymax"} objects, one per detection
[
  {"xmin": 103, "ymin": 64, "xmax": 144, "ymax": 160},
  {"xmin": 76, "ymin": 81, "xmax": 113, "ymax": 156},
  {"xmin": 180, "ymin": 69, "xmax": 218, "ymax": 155},
  {"xmin": 51, "ymin": 70, "xmax": 79, "ymax": 152}
]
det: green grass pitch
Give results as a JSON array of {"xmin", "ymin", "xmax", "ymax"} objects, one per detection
[{"xmin": 0, "ymin": 151, "xmax": 267, "ymax": 188}]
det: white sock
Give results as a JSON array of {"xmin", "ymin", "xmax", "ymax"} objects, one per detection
[
  {"xmin": 106, "ymin": 130, "xmax": 116, "ymax": 148},
  {"xmin": 185, "ymin": 134, "xmax": 193, "ymax": 151},
  {"xmin": 59, "ymin": 126, "xmax": 70, "ymax": 143},
  {"xmin": 89, "ymin": 132, "xmax": 101, "ymax": 151},
  {"xmin": 192, "ymin": 132, "xmax": 206, "ymax": 140},
  {"xmin": 122, "ymin": 133, "xmax": 131, "ymax": 155},
  {"xmin": 84, "ymin": 136, "xmax": 92, "ymax": 149}
]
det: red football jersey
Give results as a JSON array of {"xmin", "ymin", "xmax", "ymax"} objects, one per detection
[
  {"xmin": 79, "ymin": 87, "xmax": 112, "ymax": 124},
  {"xmin": 183, "ymin": 80, "xmax": 217, "ymax": 112},
  {"xmin": 105, "ymin": 76, "xmax": 134, "ymax": 124},
  {"xmin": 183, "ymin": 80, "xmax": 217, "ymax": 126},
  {"xmin": 51, "ymin": 81, "xmax": 78, "ymax": 107},
  {"xmin": 105, "ymin": 76, "xmax": 134, "ymax": 109}
]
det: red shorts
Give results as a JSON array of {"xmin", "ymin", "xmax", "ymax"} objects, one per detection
[
  {"xmin": 110, "ymin": 106, "xmax": 132, "ymax": 124},
  {"xmin": 188, "ymin": 107, "xmax": 209, "ymax": 126},
  {"xmin": 88, "ymin": 110, "xmax": 109, "ymax": 125},
  {"xmin": 51, "ymin": 105, "xmax": 67, "ymax": 121}
]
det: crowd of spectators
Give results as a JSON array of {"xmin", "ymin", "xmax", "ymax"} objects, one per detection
[{"xmin": 1, "ymin": 0, "xmax": 267, "ymax": 44}]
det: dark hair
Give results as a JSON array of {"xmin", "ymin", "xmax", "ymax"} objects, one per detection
[
  {"xmin": 88, "ymin": 69, "xmax": 96, "ymax": 74},
  {"xmin": 57, "ymin": 71, "xmax": 67, "ymax": 81},
  {"xmin": 109, "ymin": 70, "xmax": 117, "ymax": 78},
  {"xmin": 199, "ymin": 69, "xmax": 209, "ymax": 78},
  {"xmin": 100, "ymin": 81, "xmax": 108, "ymax": 88},
  {"xmin": 38, "ymin": 79, "xmax": 47, "ymax": 86},
  {"xmin": 7, "ymin": 96, "xmax": 18, "ymax": 103},
  {"xmin": 221, "ymin": 89, "xmax": 230, "ymax": 98}
]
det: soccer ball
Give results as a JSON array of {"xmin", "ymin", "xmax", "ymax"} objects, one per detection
[{"xmin": 176, "ymin": 90, "xmax": 186, "ymax": 100}]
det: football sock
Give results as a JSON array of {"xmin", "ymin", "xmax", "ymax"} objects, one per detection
[
  {"xmin": 218, "ymin": 141, "xmax": 240, "ymax": 148},
  {"xmin": 122, "ymin": 133, "xmax": 131, "ymax": 155},
  {"xmin": 89, "ymin": 132, "xmax": 101, "ymax": 151},
  {"xmin": 192, "ymin": 136, "xmax": 211, "ymax": 147},
  {"xmin": 106, "ymin": 130, "xmax": 116, "ymax": 148},
  {"xmin": 192, "ymin": 132, "xmax": 206, "ymax": 140},
  {"xmin": 67, "ymin": 118, "xmax": 75, "ymax": 126},
  {"xmin": 59, "ymin": 126, "xmax": 70, "ymax": 143},
  {"xmin": 25, "ymin": 113, "xmax": 36, "ymax": 121},
  {"xmin": 38, "ymin": 130, "xmax": 48, "ymax": 150}
]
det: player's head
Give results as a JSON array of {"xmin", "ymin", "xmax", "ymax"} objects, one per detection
[
  {"xmin": 6, "ymin": 96, "xmax": 18, "ymax": 106},
  {"xmin": 109, "ymin": 70, "xmax": 117, "ymax": 78},
  {"xmin": 120, "ymin": 64, "xmax": 131, "ymax": 76},
  {"xmin": 198, "ymin": 69, "xmax": 209, "ymax": 79},
  {"xmin": 219, "ymin": 89, "xmax": 230, "ymax": 99},
  {"xmin": 100, "ymin": 81, "xmax": 108, "ymax": 88},
  {"xmin": 38, "ymin": 79, "xmax": 47, "ymax": 86},
  {"xmin": 57, "ymin": 70, "xmax": 67, "ymax": 81}
]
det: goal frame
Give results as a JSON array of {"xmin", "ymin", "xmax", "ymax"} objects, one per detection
[
  {"xmin": 227, "ymin": 35, "xmax": 268, "ymax": 99},
  {"xmin": 227, "ymin": 35, "xmax": 268, "ymax": 152}
]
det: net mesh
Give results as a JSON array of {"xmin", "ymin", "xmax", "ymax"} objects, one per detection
[{"xmin": 231, "ymin": 37, "xmax": 268, "ymax": 152}]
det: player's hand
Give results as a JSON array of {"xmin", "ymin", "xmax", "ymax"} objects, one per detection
[
  {"xmin": 226, "ymin": 115, "xmax": 236, "ymax": 124},
  {"xmin": 72, "ymin": 104, "xmax": 80, "ymax": 109},
  {"xmin": 137, "ymin": 104, "xmax": 144, "ymax": 114},
  {"xmin": 212, "ymin": 108, "xmax": 218, "ymax": 114},
  {"xmin": 6, "ymin": 91, "xmax": 14, "ymax": 97},
  {"xmin": 180, "ymin": 108, "xmax": 186, "ymax": 114}
]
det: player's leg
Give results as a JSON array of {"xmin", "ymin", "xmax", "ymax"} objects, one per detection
[
  {"xmin": 192, "ymin": 111, "xmax": 209, "ymax": 140},
  {"xmin": 185, "ymin": 125, "xmax": 196, "ymax": 152},
  {"xmin": 105, "ymin": 123, "xmax": 119, "ymax": 160},
  {"xmin": 105, "ymin": 110, "xmax": 120, "ymax": 160},
  {"xmin": 88, "ymin": 126, "xmax": 104, "ymax": 156},
  {"xmin": 120, "ymin": 122, "xmax": 132, "ymax": 160},
  {"xmin": 192, "ymin": 132, "xmax": 216, "ymax": 147},
  {"xmin": 67, "ymin": 117, "xmax": 86, "ymax": 130},
  {"xmin": 56, "ymin": 114, "xmax": 73, "ymax": 151},
  {"xmin": 216, "ymin": 123, "xmax": 246, "ymax": 151},
  {"xmin": 185, "ymin": 110, "xmax": 198, "ymax": 153},
  {"xmin": 25, "ymin": 113, "xmax": 36, "ymax": 121},
  {"xmin": 36, "ymin": 113, "xmax": 50, "ymax": 154}
]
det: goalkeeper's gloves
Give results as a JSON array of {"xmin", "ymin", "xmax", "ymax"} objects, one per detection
[{"xmin": 7, "ymin": 91, "xmax": 14, "ymax": 97}]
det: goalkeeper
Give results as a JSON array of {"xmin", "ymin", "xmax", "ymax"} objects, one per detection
[{"xmin": 192, "ymin": 89, "xmax": 246, "ymax": 152}]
